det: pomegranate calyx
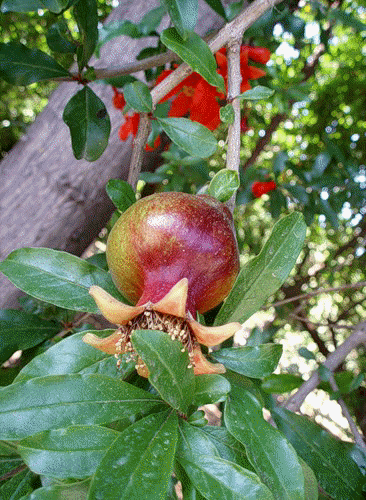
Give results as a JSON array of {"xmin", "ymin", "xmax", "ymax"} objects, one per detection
[
  {"xmin": 151, "ymin": 278, "xmax": 188, "ymax": 318},
  {"xmin": 192, "ymin": 345, "xmax": 226, "ymax": 375},
  {"xmin": 82, "ymin": 331, "xmax": 125, "ymax": 355},
  {"xmin": 187, "ymin": 316, "xmax": 242, "ymax": 347},
  {"xmin": 89, "ymin": 285, "xmax": 144, "ymax": 325}
]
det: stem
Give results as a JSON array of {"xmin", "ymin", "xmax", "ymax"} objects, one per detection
[
  {"xmin": 151, "ymin": 0, "xmax": 283, "ymax": 107},
  {"xmin": 328, "ymin": 375, "xmax": 366, "ymax": 453},
  {"xmin": 127, "ymin": 113, "xmax": 151, "ymax": 190},
  {"xmin": 265, "ymin": 281, "xmax": 366, "ymax": 309},
  {"xmin": 225, "ymin": 40, "xmax": 242, "ymax": 214},
  {"xmin": 285, "ymin": 321, "xmax": 366, "ymax": 413}
]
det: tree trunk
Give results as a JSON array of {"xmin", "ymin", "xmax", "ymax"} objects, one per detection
[{"xmin": 0, "ymin": 0, "xmax": 223, "ymax": 309}]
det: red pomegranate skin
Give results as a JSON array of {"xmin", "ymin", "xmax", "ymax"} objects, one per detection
[{"xmin": 106, "ymin": 192, "xmax": 240, "ymax": 316}]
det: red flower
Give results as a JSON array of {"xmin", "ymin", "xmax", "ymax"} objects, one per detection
[
  {"xmin": 112, "ymin": 87, "xmax": 126, "ymax": 110},
  {"xmin": 252, "ymin": 181, "xmax": 277, "ymax": 198},
  {"xmin": 145, "ymin": 135, "xmax": 161, "ymax": 151},
  {"xmin": 240, "ymin": 116, "xmax": 249, "ymax": 133},
  {"xmin": 242, "ymin": 45, "xmax": 271, "ymax": 65},
  {"xmin": 118, "ymin": 113, "xmax": 140, "ymax": 141}
]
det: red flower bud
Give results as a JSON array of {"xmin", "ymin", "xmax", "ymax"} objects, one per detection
[
  {"xmin": 252, "ymin": 181, "xmax": 277, "ymax": 198},
  {"xmin": 112, "ymin": 87, "xmax": 126, "ymax": 110}
]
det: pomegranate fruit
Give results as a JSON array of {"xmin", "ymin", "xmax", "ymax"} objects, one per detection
[{"xmin": 83, "ymin": 192, "xmax": 241, "ymax": 376}]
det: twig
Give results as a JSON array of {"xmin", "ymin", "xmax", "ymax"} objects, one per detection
[
  {"xmin": 265, "ymin": 281, "xmax": 366, "ymax": 309},
  {"xmin": 225, "ymin": 39, "xmax": 242, "ymax": 214},
  {"xmin": 285, "ymin": 321, "xmax": 366, "ymax": 413},
  {"xmin": 151, "ymin": 0, "xmax": 283, "ymax": 107},
  {"xmin": 328, "ymin": 374, "xmax": 366, "ymax": 453},
  {"xmin": 127, "ymin": 113, "xmax": 151, "ymax": 190},
  {"xmin": 288, "ymin": 313, "xmax": 355, "ymax": 330}
]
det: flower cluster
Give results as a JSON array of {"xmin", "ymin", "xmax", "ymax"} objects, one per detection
[
  {"xmin": 252, "ymin": 180, "xmax": 277, "ymax": 198},
  {"xmin": 113, "ymin": 44, "xmax": 270, "ymax": 147}
]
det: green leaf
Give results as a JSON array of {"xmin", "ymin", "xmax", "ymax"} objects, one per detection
[
  {"xmin": 300, "ymin": 458, "xmax": 318, "ymax": 500},
  {"xmin": 18, "ymin": 425, "xmax": 119, "ymax": 479},
  {"xmin": 0, "ymin": 468, "xmax": 34, "ymax": 500},
  {"xmin": 202, "ymin": 0, "xmax": 227, "ymax": 20},
  {"xmin": 201, "ymin": 426, "xmax": 255, "ymax": 472},
  {"xmin": 311, "ymin": 152, "xmax": 331, "ymax": 178},
  {"xmin": 63, "ymin": 86, "xmax": 111, "ymax": 162},
  {"xmin": 46, "ymin": 21, "xmax": 78, "ymax": 54},
  {"xmin": 138, "ymin": 5, "xmax": 167, "ymax": 35},
  {"xmin": 160, "ymin": 0, "xmax": 198, "ymax": 39},
  {"xmin": 219, "ymin": 104, "xmax": 235, "ymax": 124},
  {"xmin": 261, "ymin": 374, "xmax": 303, "ymax": 393},
  {"xmin": 0, "ymin": 373, "xmax": 164, "ymax": 440},
  {"xmin": 96, "ymin": 20, "xmax": 141, "ymax": 57},
  {"xmin": 238, "ymin": 86, "xmax": 274, "ymax": 100},
  {"xmin": 193, "ymin": 374, "xmax": 231, "ymax": 406},
  {"xmin": 0, "ymin": 248, "xmax": 126, "ymax": 313},
  {"xmin": 225, "ymin": 389, "xmax": 305, "ymax": 500},
  {"xmin": 212, "ymin": 344, "xmax": 282, "ymax": 379},
  {"xmin": 0, "ymin": 310, "xmax": 60, "ymax": 364},
  {"xmin": 298, "ymin": 347, "xmax": 316, "ymax": 360},
  {"xmin": 106, "ymin": 179, "xmax": 136, "ymax": 213},
  {"xmin": 178, "ymin": 454, "xmax": 274, "ymax": 500},
  {"xmin": 131, "ymin": 330, "xmax": 195, "ymax": 414},
  {"xmin": 1, "ymin": 0, "xmax": 69, "ymax": 13},
  {"xmin": 74, "ymin": 0, "xmax": 98, "ymax": 71},
  {"xmin": 14, "ymin": 329, "xmax": 134, "ymax": 382},
  {"xmin": 208, "ymin": 169, "xmax": 239, "ymax": 202},
  {"xmin": 21, "ymin": 480, "xmax": 90, "ymax": 500},
  {"xmin": 177, "ymin": 419, "xmax": 219, "ymax": 458},
  {"xmin": 157, "ymin": 117, "xmax": 217, "ymax": 158},
  {"xmin": 214, "ymin": 212, "xmax": 306, "ymax": 325},
  {"xmin": 161, "ymin": 28, "xmax": 225, "ymax": 91},
  {"xmin": 0, "ymin": 42, "xmax": 69, "ymax": 85},
  {"xmin": 123, "ymin": 81, "xmax": 153, "ymax": 112},
  {"xmin": 88, "ymin": 410, "xmax": 178, "ymax": 500},
  {"xmin": 273, "ymin": 407, "xmax": 365, "ymax": 500}
]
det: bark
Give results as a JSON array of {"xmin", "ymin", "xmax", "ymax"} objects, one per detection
[{"xmin": 0, "ymin": 0, "xmax": 223, "ymax": 309}]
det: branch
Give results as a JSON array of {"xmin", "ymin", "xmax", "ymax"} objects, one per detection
[
  {"xmin": 127, "ymin": 113, "xmax": 151, "ymax": 190},
  {"xmin": 265, "ymin": 281, "xmax": 366, "ymax": 309},
  {"xmin": 328, "ymin": 374, "xmax": 366, "ymax": 453},
  {"xmin": 285, "ymin": 321, "xmax": 366, "ymax": 413},
  {"xmin": 225, "ymin": 39, "xmax": 243, "ymax": 213},
  {"xmin": 150, "ymin": 0, "xmax": 283, "ymax": 107}
]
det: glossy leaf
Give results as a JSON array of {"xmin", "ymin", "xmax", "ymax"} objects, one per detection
[
  {"xmin": 193, "ymin": 374, "xmax": 231, "ymax": 406},
  {"xmin": 178, "ymin": 454, "xmax": 274, "ymax": 500},
  {"xmin": 89, "ymin": 410, "xmax": 178, "ymax": 500},
  {"xmin": 18, "ymin": 425, "xmax": 119, "ymax": 479},
  {"xmin": 225, "ymin": 389, "xmax": 305, "ymax": 500},
  {"xmin": 74, "ymin": 0, "xmax": 98, "ymax": 71},
  {"xmin": 21, "ymin": 481, "xmax": 90, "ymax": 500},
  {"xmin": 0, "ymin": 42, "xmax": 69, "ymax": 85},
  {"xmin": 161, "ymin": 28, "xmax": 225, "ymax": 91},
  {"xmin": 96, "ymin": 20, "xmax": 141, "ymax": 57},
  {"xmin": 0, "ymin": 248, "xmax": 126, "ymax": 313},
  {"xmin": 208, "ymin": 169, "xmax": 240, "ymax": 203},
  {"xmin": 201, "ymin": 426, "xmax": 255, "ymax": 472},
  {"xmin": 157, "ymin": 117, "xmax": 217, "ymax": 158},
  {"xmin": 202, "ymin": 0, "xmax": 227, "ymax": 19},
  {"xmin": 273, "ymin": 406, "xmax": 365, "ymax": 500},
  {"xmin": 212, "ymin": 344, "xmax": 282, "ymax": 379},
  {"xmin": 123, "ymin": 81, "xmax": 153, "ymax": 112},
  {"xmin": 106, "ymin": 179, "xmax": 136, "ymax": 213},
  {"xmin": 46, "ymin": 21, "xmax": 78, "ymax": 54},
  {"xmin": 0, "ymin": 373, "xmax": 164, "ymax": 440},
  {"xmin": 219, "ymin": 104, "xmax": 235, "ymax": 124},
  {"xmin": 138, "ymin": 5, "xmax": 166, "ymax": 35},
  {"xmin": 132, "ymin": 329, "xmax": 195, "ymax": 413},
  {"xmin": 215, "ymin": 212, "xmax": 306, "ymax": 325},
  {"xmin": 300, "ymin": 458, "xmax": 318, "ymax": 500},
  {"xmin": 63, "ymin": 86, "xmax": 111, "ymax": 161},
  {"xmin": 14, "ymin": 330, "xmax": 133, "ymax": 383},
  {"xmin": 160, "ymin": 0, "xmax": 198, "ymax": 38},
  {"xmin": 178, "ymin": 419, "xmax": 220, "ymax": 458},
  {"xmin": 261, "ymin": 373, "xmax": 303, "ymax": 393},
  {"xmin": 238, "ymin": 86, "xmax": 275, "ymax": 100},
  {"xmin": 0, "ymin": 310, "xmax": 60, "ymax": 363},
  {"xmin": 0, "ymin": 467, "xmax": 34, "ymax": 500},
  {"xmin": 1, "ymin": 0, "xmax": 68, "ymax": 13}
]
